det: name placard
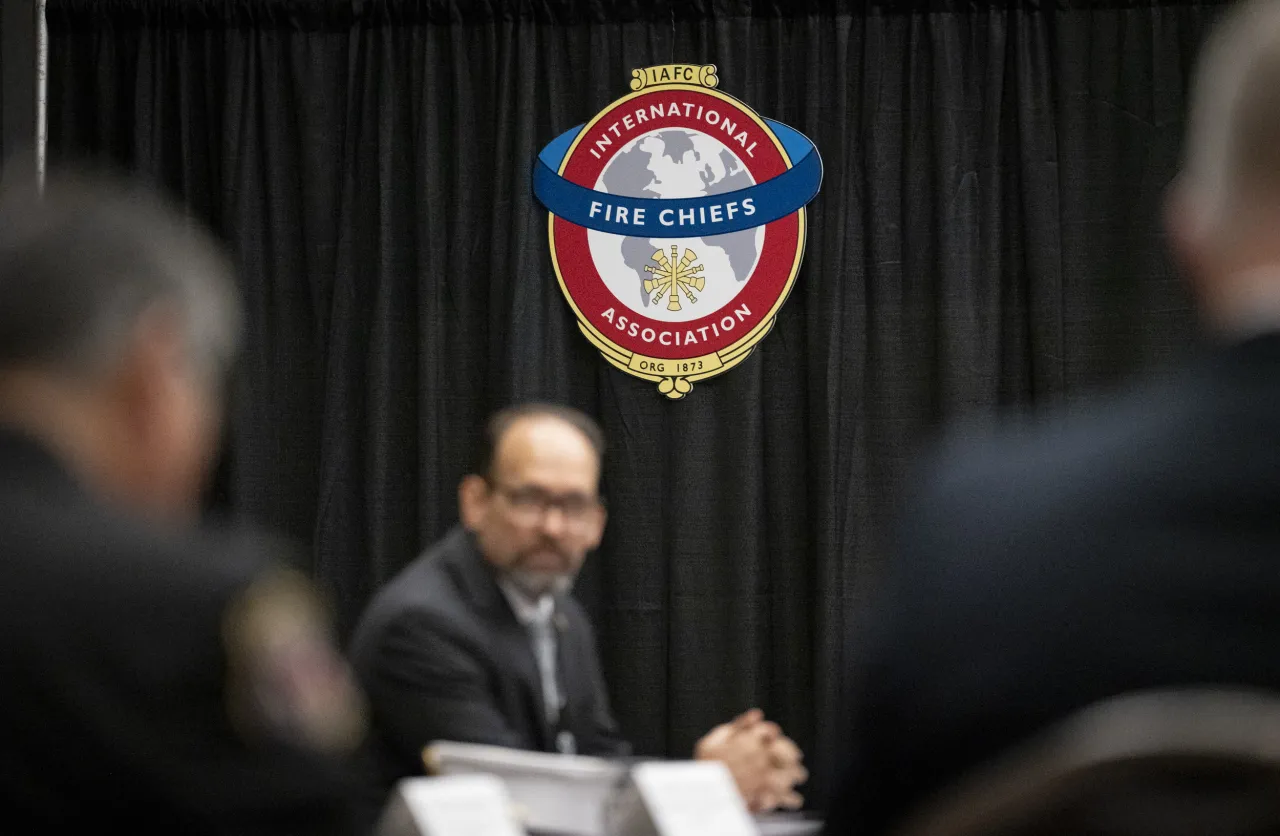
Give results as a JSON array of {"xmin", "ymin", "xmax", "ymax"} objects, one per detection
[
  {"xmin": 377, "ymin": 775, "xmax": 527, "ymax": 836},
  {"xmin": 614, "ymin": 761, "xmax": 758, "ymax": 836}
]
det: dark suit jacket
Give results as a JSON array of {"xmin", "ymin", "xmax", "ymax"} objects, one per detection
[
  {"xmin": 0, "ymin": 428, "xmax": 359, "ymax": 835},
  {"xmin": 350, "ymin": 527, "xmax": 630, "ymax": 794},
  {"xmin": 824, "ymin": 333, "xmax": 1280, "ymax": 835}
]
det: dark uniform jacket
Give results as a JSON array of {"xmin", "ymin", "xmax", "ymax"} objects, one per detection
[
  {"xmin": 0, "ymin": 428, "xmax": 361, "ymax": 835},
  {"xmin": 824, "ymin": 333, "xmax": 1280, "ymax": 834}
]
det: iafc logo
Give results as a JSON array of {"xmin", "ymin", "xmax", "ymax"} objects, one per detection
[{"xmin": 534, "ymin": 64, "xmax": 822, "ymax": 399}]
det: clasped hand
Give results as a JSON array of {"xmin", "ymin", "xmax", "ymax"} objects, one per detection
[{"xmin": 693, "ymin": 708, "xmax": 806, "ymax": 813}]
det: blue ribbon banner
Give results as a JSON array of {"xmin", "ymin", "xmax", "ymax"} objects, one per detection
[{"xmin": 534, "ymin": 119, "xmax": 821, "ymax": 239}]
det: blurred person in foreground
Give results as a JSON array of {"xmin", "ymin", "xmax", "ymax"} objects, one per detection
[
  {"xmin": 823, "ymin": 2, "xmax": 1280, "ymax": 833},
  {"xmin": 0, "ymin": 170, "xmax": 365, "ymax": 834},
  {"xmin": 351, "ymin": 404, "xmax": 807, "ymax": 815}
]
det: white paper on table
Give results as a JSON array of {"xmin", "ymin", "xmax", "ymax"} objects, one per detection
[
  {"xmin": 425, "ymin": 741, "xmax": 628, "ymax": 836},
  {"xmin": 630, "ymin": 761, "xmax": 758, "ymax": 836},
  {"xmin": 390, "ymin": 774, "xmax": 526, "ymax": 836}
]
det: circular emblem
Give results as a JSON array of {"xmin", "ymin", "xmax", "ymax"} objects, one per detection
[{"xmin": 534, "ymin": 64, "xmax": 822, "ymax": 399}]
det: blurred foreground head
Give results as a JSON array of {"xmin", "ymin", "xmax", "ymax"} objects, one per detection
[
  {"xmin": 1170, "ymin": 0, "xmax": 1280, "ymax": 331},
  {"xmin": 0, "ymin": 169, "xmax": 239, "ymax": 519}
]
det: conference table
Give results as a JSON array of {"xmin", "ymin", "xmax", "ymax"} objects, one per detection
[
  {"xmin": 423, "ymin": 741, "xmax": 824, "ymax": 836},
  {"xmin": 530, "ymin": 814, "xmax": 822, "ymax": 836}
]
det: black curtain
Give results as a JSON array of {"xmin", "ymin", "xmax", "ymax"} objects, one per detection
[
  {"xmin": 2, "ymin": 0, "xmax": 38, "ymax": 165},
  {"xmin": 1, "ymin": 8, "xmax": 5, "ymax": 161},
  {"xmin": 45, "ymin": 0, "xmax": 1223, "ymax": 804}
]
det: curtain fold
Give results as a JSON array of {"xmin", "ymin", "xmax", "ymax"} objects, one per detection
[
  {"xmin": 1, "ymin": 10, "xmax": 5, "ymax": 162},
  {"xmin": 45, "ymin": 0, "xmax": 1222, "ymax": 804}
]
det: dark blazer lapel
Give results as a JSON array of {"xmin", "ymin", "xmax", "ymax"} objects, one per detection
[{"xmin": 440, "ymin": 528, "xmax": 553, "ymax": 747}]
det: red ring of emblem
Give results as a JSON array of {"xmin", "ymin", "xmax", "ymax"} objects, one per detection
[{"xmin": 552, "ymin": 88, "xmax": 802, "ymax": 360}]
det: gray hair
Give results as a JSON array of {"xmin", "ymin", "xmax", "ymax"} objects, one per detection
[
  {"xmin": 1183, "ymin": 0, "xmax": 1280, "ymax": 230},
  {"xmin": 0, "ymin": 169, "xmax": 241, "ymax": 383}
]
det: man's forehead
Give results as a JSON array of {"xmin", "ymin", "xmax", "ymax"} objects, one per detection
[{"xmin": 492, "ymin": 416, "xmax": 600, "ymax": 484}]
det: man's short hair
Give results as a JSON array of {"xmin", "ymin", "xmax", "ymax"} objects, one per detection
[
  {"xmin": 478, "ymin": 404, "xmax": 606, "ymax": 481},
  {"xmin": 0, "ymin": 168, "xmax": 241, "ymax": 382},
  {"xmin": 1184, "ymin": 0, "xmax": 1280, "ymax": 227}
]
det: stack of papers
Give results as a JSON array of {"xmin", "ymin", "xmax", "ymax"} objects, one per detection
[{"xmin": 424, "ymin": 741, "xmax": 630, "ymax": 835}]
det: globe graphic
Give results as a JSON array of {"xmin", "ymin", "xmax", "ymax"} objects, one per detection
[{"xmin": 587, "ymin": 129, "xmax": 765, "ymax": 323}]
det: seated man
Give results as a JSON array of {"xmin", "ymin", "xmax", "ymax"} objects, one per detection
[{"xmin": 351, "ymin": 404, "xmax": 805, "ymax": 812}]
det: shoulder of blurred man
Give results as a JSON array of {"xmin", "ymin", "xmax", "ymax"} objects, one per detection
[
  {"xmin": 350, "ymin": 526, "xmax": 477, "ymax": 646},
  {"xmin": 899, "ymin": 366, "xmax": 1200, "ymax": 548}
]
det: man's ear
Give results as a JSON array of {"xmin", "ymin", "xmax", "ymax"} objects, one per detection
[
  {"xmin": 111, "ymin": 305, "xmax": 193, "ymax": 480},
  {"xmin": 587, "ymin": 505, "xmax": 607, "ymax": 551},
  {"xmin": 1165, "ymin": 175, "xmax": 1212, "ymax": 301},
  {"xmin": 458, "ymin": 474, "xmax": 489, "ymax": 532}
]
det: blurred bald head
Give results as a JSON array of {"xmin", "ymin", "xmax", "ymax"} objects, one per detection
[
  {"xmin": 1171, "ymin": 0, "xmax": 1280, "ymax": 327},
  {"xmin": 0, "ymin": 168, "xmax": 241, "ymax": 519}
]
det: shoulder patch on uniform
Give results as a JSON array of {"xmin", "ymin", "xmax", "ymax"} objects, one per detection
[{"xmin": 223, "ymin": 569, "xmax": 366, "ymax": 753}]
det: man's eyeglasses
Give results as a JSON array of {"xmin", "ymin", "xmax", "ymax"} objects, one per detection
[{"xmin": 486, "ymin": 481, "xmax": 604, "ymax": 529}]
